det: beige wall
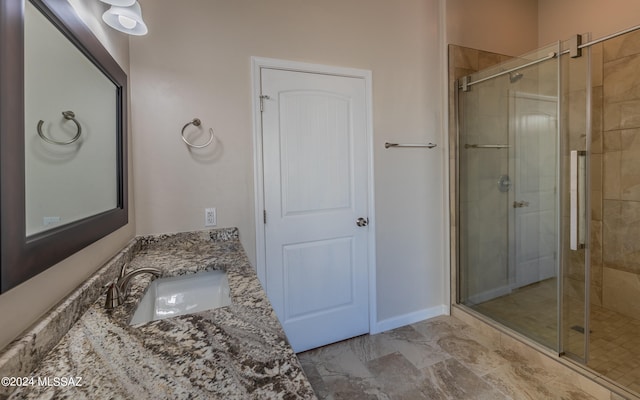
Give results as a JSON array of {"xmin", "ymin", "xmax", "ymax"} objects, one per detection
[
  {"xmin": 447, "ymin": 0, "xmax": 640, "ymax": 58},
  {"xmin": 446, "ymin": 0, "xmax": 538, "ymax": 57},
  {"xmin": 538, "ymin": 0, "xmax": 640, "ymax": 46},
  {"xmin": 0, "ymin": 2, "xmax": 133, "ymax": 350},
  {"xmin": 131, "ymin": 0, "xmax": 447, "ymax": 323}
]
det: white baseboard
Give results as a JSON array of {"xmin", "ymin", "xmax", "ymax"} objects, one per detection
[
  {"xmin": 371, "ymin": 304, "xmax": 448, "ymax": 334},
  {"xmin": 466, "ymin": 285, "xmax": 512, "ymax": 304}
]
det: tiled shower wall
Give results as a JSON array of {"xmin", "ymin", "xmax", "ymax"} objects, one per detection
[{"xmin": 598, "ymin": 29, "xmax": 640, "ymax": 320}]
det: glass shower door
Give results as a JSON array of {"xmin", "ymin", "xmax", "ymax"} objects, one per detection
[
  {"xmin": 457, "ymin": 42, "xmax": 564, "ymax": 351},
  {"xmin": 457, "ymin": 38, "xmax": 591, "ymax": 359}
]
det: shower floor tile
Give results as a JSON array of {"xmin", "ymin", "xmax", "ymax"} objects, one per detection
[
  {"xmin": 589, "ymin": 305, "xmax": 640, "ymax": 391},
  {"xmin": 469, "ymin": 278, "xmax": 559, "ymax": 349},
  {"xmin": 297, "ymin": 315, "xmax": 603, "ymax": 400}
]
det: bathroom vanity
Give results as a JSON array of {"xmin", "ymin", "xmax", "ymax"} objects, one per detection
[{"xmin": 0, "ymin": 228, "xmax": 316, "ymax": 399}]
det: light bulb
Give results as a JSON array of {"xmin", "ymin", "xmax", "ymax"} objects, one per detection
[
  {"xmin": 102, "ymin": 1, "xmax": 148, "ymax": 35},
  {"xmin": 118, "ymin": 15, "xmax": 137, "ymax": 29}
]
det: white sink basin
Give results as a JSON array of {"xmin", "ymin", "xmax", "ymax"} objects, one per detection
[{"xmin": 130, "ymin": 270, "xmax": 231, "ymax": 325}]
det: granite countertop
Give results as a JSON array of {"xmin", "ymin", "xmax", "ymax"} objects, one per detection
[{"xmin": 0, "ymin": 228, "xmax": 317, "ymax": 399}]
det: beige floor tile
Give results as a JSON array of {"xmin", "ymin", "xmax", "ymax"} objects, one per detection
[
  {"xmin": 482, "ymin": 362, "xmax": 563, "ymax": 400},
  {"xmin": 418, "ymin": 357, "xmax": 508, "ymax": 400},
  {"xmin": 298, "ymin": 316, "xmax": 618, "ymax": 399}
]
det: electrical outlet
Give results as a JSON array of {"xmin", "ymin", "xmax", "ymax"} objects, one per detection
[{"xmin": 205, "ymin": 208, "xmax": 217, "ymax": 227}]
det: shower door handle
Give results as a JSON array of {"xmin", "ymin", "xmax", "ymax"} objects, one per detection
[
  {"xmin": 513, "ymin": 201, "xmax": 529, "ymax": 208},
  {"xmin": 570, "ymin": 150, "xmax": 586, "ymax": 250}
]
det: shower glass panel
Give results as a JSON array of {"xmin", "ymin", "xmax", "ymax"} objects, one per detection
[
  {"xmin": 457, "ymin": 42, "xmax": 564, "ymax": 351},
  {"xmin": 559, "ymin": 38, "xmax": 590, "ymax": 363}
]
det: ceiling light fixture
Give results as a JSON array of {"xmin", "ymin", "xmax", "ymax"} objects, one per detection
[{"xmin": 101, "ymin": 1, "xmax": 148, "ymax": 36}]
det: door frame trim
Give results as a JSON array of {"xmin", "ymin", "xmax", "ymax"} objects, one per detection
[{"xmin": 250, "ymin": 56, "xmax": 377, "ymax": 334}]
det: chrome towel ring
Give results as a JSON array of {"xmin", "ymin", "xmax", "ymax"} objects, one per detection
[
  {"xmin": 181, "ymin": 118, "xmax": 214, "ymax": 148},
  {"xmin": 37, "ymin": 110, "xmax": 82, "ymax": 145}
]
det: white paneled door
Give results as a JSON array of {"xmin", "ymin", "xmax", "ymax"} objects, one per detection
[
  {"xmin": 260, "ymin": 67, "xmax": 370, "ymax": 352},
  {"xmin": 510, "ymin": 92, "xmax": 558, "ymax": 289}
]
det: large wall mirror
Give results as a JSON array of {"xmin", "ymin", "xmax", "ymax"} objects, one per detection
[{"xmin": 0, "ymin": 0, "xmax": 128, "ymax": 292}]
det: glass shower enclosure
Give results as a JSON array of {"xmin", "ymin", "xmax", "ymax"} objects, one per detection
[{"xmin": 456, "ymin": 38, "xmax": 590, "ymax": 362}]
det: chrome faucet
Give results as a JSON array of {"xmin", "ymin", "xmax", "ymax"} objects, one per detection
[{"xmin": 104, "ymin": 263, "xmax": 162, "ymax": 309}]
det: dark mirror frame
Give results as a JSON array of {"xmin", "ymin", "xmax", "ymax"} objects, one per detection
[{"xmin": 0, "ymin": 0, "xmax": 128, "ymax": 293}]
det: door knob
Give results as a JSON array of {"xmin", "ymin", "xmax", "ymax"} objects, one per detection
[
  {"xmin": 356, "ymin": 217, "xmax": 369, "ymax": 227},
  {"xmin": 513, "ymin": 200, "xmax": 530, "ymax": 208}
]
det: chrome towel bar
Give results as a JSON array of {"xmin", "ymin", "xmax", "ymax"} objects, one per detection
[{"xmin": 385, "ymin": 142, "xmax": 437, "ymax": 149}]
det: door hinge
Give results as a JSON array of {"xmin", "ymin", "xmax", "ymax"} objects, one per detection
[
  {"xmin": 263, "ymin": 209, "xmax": 267, "ymax": 224},
  {"xmin": 259, "ymin": 95, "xmax": 270, "ymax": 112}
]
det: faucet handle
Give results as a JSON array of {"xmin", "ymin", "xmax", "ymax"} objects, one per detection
[{"xmin": 104, "ymin": 279, "xmax": 123, "ymax": 309}]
